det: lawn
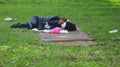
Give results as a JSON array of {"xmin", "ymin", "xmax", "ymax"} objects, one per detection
[{"xmin": 0, "ymin": 0, "xmax": 120, "ymax": 67}]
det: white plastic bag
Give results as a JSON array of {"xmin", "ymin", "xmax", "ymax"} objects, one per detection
[
  {"xmin": 109, "ymin": 29, "xmax": 118, "ymax": 33},
  {"xmin": 4, "ymin": 17, "xmax": 16, "ymax": 22}
]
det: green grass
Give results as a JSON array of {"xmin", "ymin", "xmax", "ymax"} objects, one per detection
[{"xmin": 0, "ymin": 0, "xmax": 120, "ymax": 67}]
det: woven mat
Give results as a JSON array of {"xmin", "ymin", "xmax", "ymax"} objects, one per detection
[{"xmin": 38, "ymin": 27, "xmax": 97, "ymax": 46}]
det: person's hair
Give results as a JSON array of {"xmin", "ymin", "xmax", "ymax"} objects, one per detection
[
  {"xmin": 59, "ymin": 18, "xmax": 67, "ymax": 22},
  {"xmin": 65, "ymin": 22, "xmax": 77, "ymax": 31}
]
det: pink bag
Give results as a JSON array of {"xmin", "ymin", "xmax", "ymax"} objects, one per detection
[{"xmin": 50, "ymin": 27, "xmax": 62, "ymax": 34}]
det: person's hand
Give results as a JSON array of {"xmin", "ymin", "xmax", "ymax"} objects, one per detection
[{"xmin": 58, "ymin": 19, "xmax": 65, "ymax": 25}]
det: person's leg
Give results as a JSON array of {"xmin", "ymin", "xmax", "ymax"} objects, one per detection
[
  {"xmin": 28, "ymin": 16, "xmax": 38, "ymax": 25},
  {"xmin": 10, "ymin": 23, "xmax": 30, "ymax": 28},
  {"xmin": 10, "ymin": 16, "xmax": 38, "ymax": 29},
  {"xmin": 18, "ymin": 23, "xmax": 29, "ymax": 28},
  {"xmin": 10, "ymin": 16, "xmax": 45, "ymax": 29},
  {"xmin": 27, "ymin": 16, "xmax": 41, "ymax": 29},
  {"xmin": 19, "ymin": 16, "xmax": 39, "ymax": 28},
  {"xmin": 29, "ymin": 16, "xmax": 45, "ymax": 30}
]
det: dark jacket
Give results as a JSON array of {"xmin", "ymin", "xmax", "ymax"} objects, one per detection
[
  {"xmin": 31, "ymin": 15, "xmax": 77, "ymax": 31},
  {"xmin": 35, "ymin": 15, "xmax": 60, "ymax": 30}
]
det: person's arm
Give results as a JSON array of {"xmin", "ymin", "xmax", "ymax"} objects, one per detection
[
  {"xmin": 47, "ymin": 15, "xmax": 59, "ymax": 24},
  {"xmin": 48, "ymin": 20, "xmax": 58, "ymax": 25},
  {"xmin": 48, "ymin": 15, "xmax": 60, "ymax": 21}
]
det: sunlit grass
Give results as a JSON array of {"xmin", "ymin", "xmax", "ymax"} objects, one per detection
[
  {"xmin": 0, "ymin": 0, "xmax": 120, "ymax": 67},
  {"xmin": 109, "ymin": 0, "xmax": 120, "ymax": 5}
]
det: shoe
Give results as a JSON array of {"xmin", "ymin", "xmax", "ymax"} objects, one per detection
[{"xmin": 10, "ymin": 23, "xmax": 20, "ymax": 28}]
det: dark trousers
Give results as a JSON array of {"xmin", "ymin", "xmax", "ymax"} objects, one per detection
[
  {"xmin": 19, "ymin": 23, "xmax": 29, "ymax": 28},
  {"xmin": 19, "ymin": 16, "xmax": 38, "ymax": 29}
]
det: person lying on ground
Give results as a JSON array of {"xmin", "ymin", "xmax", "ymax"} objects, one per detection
[{"xmin": 10, "ymin": 15, "xmax": 77, "ymax": 31}]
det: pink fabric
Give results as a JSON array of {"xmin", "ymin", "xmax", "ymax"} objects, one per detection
[{"xmin": 50, "ymin": 27, "xmax": 62, "ymax": 34}]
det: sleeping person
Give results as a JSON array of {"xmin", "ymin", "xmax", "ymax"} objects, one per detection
[{"xmin": 10, "ymin": 15, "xmax": 77, "ymax": 31}]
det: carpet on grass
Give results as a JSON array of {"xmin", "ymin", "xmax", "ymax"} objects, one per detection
[{"xmin": 38, "ymin": 27, "xmax": 97, "ymax": 46}]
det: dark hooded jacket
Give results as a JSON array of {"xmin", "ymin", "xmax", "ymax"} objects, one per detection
[
  {"xmin": 31, "ymin": 15, "xmax": 76, "ymax": 31},
  {"xmin": 34, "ymin": 15, "xmax": 60, "ymax": 29}
]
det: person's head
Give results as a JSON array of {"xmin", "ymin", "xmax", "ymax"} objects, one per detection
[
  {"xmin": 58, "ymin": 18, "xmax": 67, "ymax": 25},
  {"xmin": 65, "ymin": 21, "xmax": 77, "ymax": 31},
  {"xmin": 58, "ymin": 18, "xmax": 77, "ymax": 31}
]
